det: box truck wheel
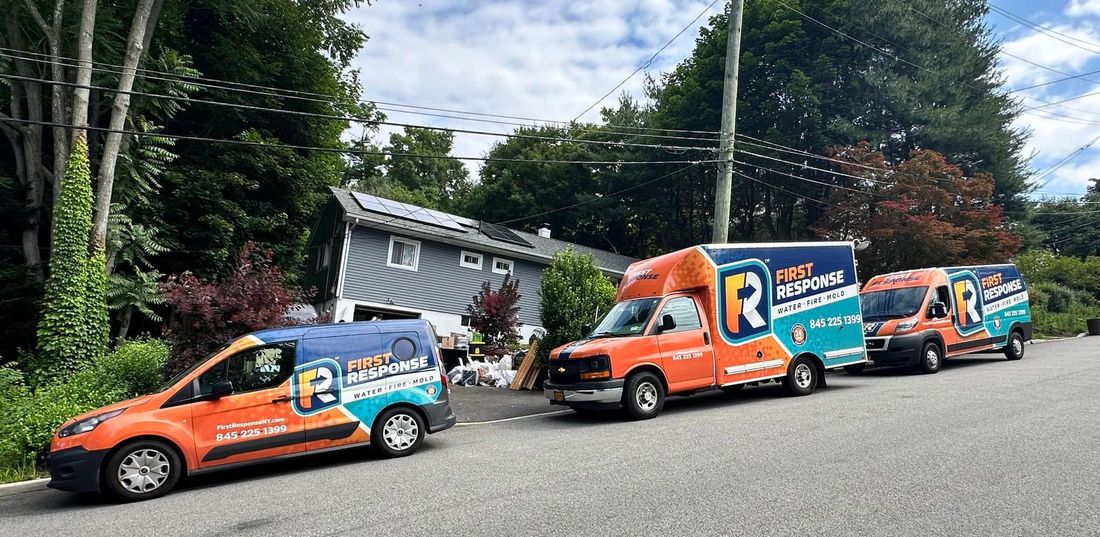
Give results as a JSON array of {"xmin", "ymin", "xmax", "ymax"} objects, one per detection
[
  {"xmin": 917, "ymin": 341, "xmax": 942, "ymax": 374},
  {"xmin": 784, "ymin": 356, "xmax": 818, "ymax": 396},
  {"xmin": 623, "ymin": 372, "xmax": 664, "ymax": 420},
  {"xmin": 1004, "ymin": 331, "xmax": 1025, "ymax": 361},
  {"xmin": 372, "ymin": 407, "xmax": 425, "ymax": 458},
  {"xmin": 103, "ymin": 439, "xmax": 182, "ymax": 502}
]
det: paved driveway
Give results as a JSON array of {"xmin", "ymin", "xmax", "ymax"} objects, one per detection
[{"xmin": 2, "ymin": 338, "xmax": 1097, "ymax": 536}]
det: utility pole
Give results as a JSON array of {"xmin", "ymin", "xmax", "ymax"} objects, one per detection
[{"xmin": 712, "ymin": 0, "xmax": 745, "ymax": 243}]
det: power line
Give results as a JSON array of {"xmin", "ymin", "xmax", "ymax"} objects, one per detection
[
  {"xmin": 731, "ymin": 159, "xmax": 885, "ymax": 197},
  {"xmin": 492, "ymin": 163, "xmax": 702, "ymax": 226},
  {"xmin": 0, "ymin": 48, "xmax": 725, "ymax": 139},
  {"xmin": 0, "ymin": 116, "xmax": 723, "ymax": 166},
  {"xmin": 731, "ymin": 169, "xmax": 835, "ymax": 208},
  {"xmin": 0, "ymin": 73, "xmax": 718, "ymax": 154},
  {"xmin": 1033, "ymin": 134, "xmax": 1100, "ymax": 188},
  {"xmin": 988, "ymin": 3, "xmax": 1100, "ymax": 55},
  {"xmin": 571, "ymin": 0, "xmax": 722, "ymax": 122}
]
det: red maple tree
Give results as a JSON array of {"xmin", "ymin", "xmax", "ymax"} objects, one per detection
[
  {"xmin": 466, "ymin": 274, "xmax": 522, "ymax": 354},
  {"xmin": 815, "ymin": 144, "xmax": 1021, "ymax": 275}
]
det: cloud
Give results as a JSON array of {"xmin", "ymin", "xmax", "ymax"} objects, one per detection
[
  {"xmin": 344, "ymin": 0, "xmax": 716, "ymax": 171},
  {"xmin": 998, "ymin": 23, "xmax": 1100, "ymax": 88},
  {"xmin": 1067, "ymin": 0, "xmax": 1100, "ymax": 17}
]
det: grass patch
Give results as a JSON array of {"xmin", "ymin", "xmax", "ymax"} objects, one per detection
[{"xmin": 0, "ymin": 454, "xmax": 42, "ymax": 485}]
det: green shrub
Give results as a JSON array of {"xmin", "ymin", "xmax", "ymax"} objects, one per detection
[
  {"xmin": 1031, "ymin": 282, "xmax": 1074, "ymax": 313},
  {"xmin": 538, "ymin": 249, "xmax": 618, "ymax": 365},
  {"xmin": 0, "ymin": 338, "xmax": 168, "ymax": 465}
]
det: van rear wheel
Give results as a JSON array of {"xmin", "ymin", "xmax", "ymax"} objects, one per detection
[
  {"xmin": 372, "ymin": 407, "xmax": 426, "ymax": 458},
  {"xmin": 784, "ymin": 356, "xmax": 818, "ymax": 396},
  {"xmin": 1004, "ymin": 331, "xmax": 1025, "ymax": 361},
  {"xmin": 622, "ymin": 372, "xmax": 664, "ymax": 420},
  {"xmin": 103, "ymin": 439, "xmax": 181, "ymax": 502}
]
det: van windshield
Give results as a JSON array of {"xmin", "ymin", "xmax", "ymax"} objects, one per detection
[
  {"xmin": 861, "ymin": 287, "xmax": 928, "ymax": 321},
  {"xmin": 589, "ymin": 297, "xmax": 661, "ymax": 338}
]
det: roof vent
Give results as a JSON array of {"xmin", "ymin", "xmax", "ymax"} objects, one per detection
[{"xmin": 537, "ymin": 227, "xmax": 551, "ymax": 238}]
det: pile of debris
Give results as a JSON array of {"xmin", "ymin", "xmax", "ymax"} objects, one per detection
[{"xmin": 445, "ymin": 343, "xmax": 541, "ymax": 390}]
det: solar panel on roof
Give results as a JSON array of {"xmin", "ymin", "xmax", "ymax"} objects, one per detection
[
  {"xmin": 351, "ymin": 192, "xmax": 466, "ymax": 232},
  {"xmin": 479, "ymin": 222, "xmax": 533, "ymax": 247}
]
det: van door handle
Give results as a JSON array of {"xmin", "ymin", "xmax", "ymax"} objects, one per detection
[
  {"xmin": 703, "ymin": 332, "xmax": 710, "ymax": 345},
  {"xmin": 271, "ymin": 395, "xmax": 293, "ymax": 403}
]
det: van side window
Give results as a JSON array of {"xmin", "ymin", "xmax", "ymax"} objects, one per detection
[
  {"xmin": 198, "ymin": 342, "xmax": 297, "ymax": 395},
  {"xmin": 933, "ymin": 286, "xmax": 951, "ymax": 315},
  {"xmin": 658, "ymin": 297, "xmax": 702, "ymax": 333}
]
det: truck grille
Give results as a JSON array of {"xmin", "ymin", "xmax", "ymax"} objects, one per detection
[
  {"xmin": 865, "ymin": 338, "xmax": 887, "ymax": 350},
  {"xmin": 548, "ymin": 360, "xmax": 582, "ymax": 383}
]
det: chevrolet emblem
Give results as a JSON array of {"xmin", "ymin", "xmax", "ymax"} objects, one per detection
[{"xmin": 557, "ymin": 367, "xmax": 566, "ymax": 374}]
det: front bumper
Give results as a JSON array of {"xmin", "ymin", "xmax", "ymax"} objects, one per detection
[
  {"xmin": 865, "ymin": 332, "xmax": 924, "ymax": 367},
  {"xmin": 47, "ymin": 446, "xmax": 107, "ymax": 493},
  {"xmin": 544, "ymin": 379, "xmax": 624, "ymax": 410}
]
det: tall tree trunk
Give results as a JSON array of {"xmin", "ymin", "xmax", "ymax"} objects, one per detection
[
  {"xmin": 117, "ymin": 307, "xmax": 133, "ymax": 341},
  {"xmin": 71, "ymin": 0, "xmax": 97, "ymax": 136},
  {"xmin": 91, "ymin": 0, "xmax": 161, "ymax": 250}
]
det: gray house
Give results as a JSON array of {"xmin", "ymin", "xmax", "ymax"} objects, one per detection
[{"xmin": 305, "ymin": 188, "xmax": 637, "ymax": 340}]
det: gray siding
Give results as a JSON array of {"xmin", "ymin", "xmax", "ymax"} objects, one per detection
[{"xmin": 342, "ymin": 226, "xmax": 545, "ymax": 326}]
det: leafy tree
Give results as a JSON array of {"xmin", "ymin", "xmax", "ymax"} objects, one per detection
[
  {"xmin": 1029, "ymin": 179, "xmax": 1100, "ymax": 258},
  {"xmin": 539, "ymin": 250, "xmax": 618, "ymax": 361},
  {"xmin": 815, "ymin": 146, "xmax": 1021, "ymax": 274},
  {"xmin": 466, "ymin": 274, "xmax": 522, "ymax": 355},
  {"xmin": 35, "ymin": 136, "xmax": 105, "ymax": 378},
  {"xmin": 161, "ymin": 242, "xmax": 313, "ymax": 376},
  {"xmin": 346, "ymin": 128, "xmax": 470, "ymax": 210}
]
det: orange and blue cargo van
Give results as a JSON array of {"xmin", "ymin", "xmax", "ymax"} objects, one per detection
[
  {"xmin": 857, "ymin": 264, "xmax": 1032, "ymax": 374},
  {"xmin": 544, "ymin": 242, "xmax": 868, "ymax": 419},
  {"xmin": 47, "ymin": 320, "xmax": 455, "ymax": 501}
]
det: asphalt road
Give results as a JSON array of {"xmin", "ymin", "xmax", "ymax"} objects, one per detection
[{"xmin": 2, "ymin": 337, "xmax": 1098, "ymax": 536}]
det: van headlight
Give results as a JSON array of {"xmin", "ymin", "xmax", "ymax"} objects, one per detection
[
  {"xmin": 895, "ymin": 319, "xmax": 918, "ymax": 333},
  {"xmin": 58, "ymin": 408, "xmax": 127, "ymax": 438}
]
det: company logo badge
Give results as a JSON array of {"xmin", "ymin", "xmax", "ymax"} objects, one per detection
[
  {"xmin": 791, "ymin": 324, "xmax": 807, "ymax": 346},
  {"xmin": 717, "ymin": 259, "xmax": 771, "ymax": 344},
  {"xmin": 292, "ymin": 358, "xmax": 342, "ymax": 416},
  {"xmin": 950, "ymin": 272, "xmax": 985, "ymax": 335},
  {"xmin": 993, "ymin": 318, "xmax": 1002, "ymax": 330}
]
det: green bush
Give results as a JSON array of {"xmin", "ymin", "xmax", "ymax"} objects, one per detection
[
  {"xmin": 538, "ymin": 249, "xmax": 618, "ymax": 365},
  {"xmin": 1031, "ymin": 282, "xmax": 1074, "ymax": 313},
  {"xmin": 0, "ymin": 338, "xmax": 168, "ymax": 467}
]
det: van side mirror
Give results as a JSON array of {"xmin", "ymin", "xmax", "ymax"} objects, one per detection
[
  {"xmin": 209, "ymin": 380, "xmax": 234, "ymax": 399},
  {"xmin": 658, "ymin": 314, "xmax": 677, "ymax": 333},
  {"xmin": 581, "ymin": 324, "xmax": 591, "ymax": 337},
  {"xmin": 929, "ymin": 302, "xmax": 948, "ymax": 319}
]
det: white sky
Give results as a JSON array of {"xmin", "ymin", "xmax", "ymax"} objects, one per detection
[{"xmin": 345, "ymin": 0, "xmax": 1100, "ymax": 197}]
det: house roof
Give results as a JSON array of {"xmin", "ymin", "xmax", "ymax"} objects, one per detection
[{"xmin": 329, "ymin": 187, "xmax": 638, "ymax": 275}]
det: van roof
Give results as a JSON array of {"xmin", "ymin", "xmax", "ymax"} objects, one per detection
[{"xmin": 247, "ymin": 319, "xmax": 430, "ymax": 342}]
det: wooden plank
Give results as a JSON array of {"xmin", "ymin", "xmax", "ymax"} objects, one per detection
[{"xmin": 510, "ymin": 342, "xmax": 538, "ymax": 390}]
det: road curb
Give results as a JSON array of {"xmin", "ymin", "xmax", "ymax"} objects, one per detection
[
  {"xmin": 456, "ymin": 410, "xmax": 569, "ymax": 426},
  {"xmin": 0, "ymin": 477, "xmax": 49, "ymax": 498}
]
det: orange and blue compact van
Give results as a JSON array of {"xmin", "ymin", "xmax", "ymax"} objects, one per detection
[
  {"xmin": 858, "ymin": 264, "xmax": 1032, "ymax": 373},
  {"xmin": 544, "ymin": 242, "xmax": 868, "ymax": 419},
  {"xmin": 47, "ymin": 320, "xmax": 455, "ymax": 501}
]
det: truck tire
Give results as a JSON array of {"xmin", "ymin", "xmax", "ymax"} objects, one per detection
[
  {"xmin": 844, "ymin": 363, "xmax": 867, "ymax": 375},
  {"xmin": 917, "ymin": 341, "xmax": 942, "ymax": 374},
  {"xmin": 784, "ymin": 356, "xmax": 818, "ymax": 396},
  {"xmin": 103, "ymin": 439, "xmax": 182, "ymax": 502},
  {"xmin": 1004, "ymin": 330, "xmax": 1025, "ymax": 361},
  {"xmin": 372, "ymin": 407, "xmax": 426, "ymax": 458},
  {"xmin": 622, "ymin": 371, "xmax": 664, "ymax": 420}
]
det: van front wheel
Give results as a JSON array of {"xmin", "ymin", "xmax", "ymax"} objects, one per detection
[
  {"xmin": 917, "ymin": 341, "xmax": 942, "ymax": 374},
  {"xmin": 623, "ymin": 372, "xmax": 664, "ymax": 420},
  {"xmin": 784, "ymin": 356, "xmax": 818, "ymax": 396},
  {"xmin": 103, "ymin": 439, "xmax": 182, "ymax": 502},
  {"xmin": 372, "ymin": 407, "xmax": 425, "ymax": 458},
  {"xmin": 1004, "ymin": 331, "xmax": 1025, "ymax": 361}
]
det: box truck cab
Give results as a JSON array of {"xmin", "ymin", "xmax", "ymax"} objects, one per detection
[
  {"xmin": 47, "ymin": 320, "xmax": 455, "ymax": 501},
  {"xmin": 544, "ymin": 242, "xmax": 867, "ymax": 419},
  {"xmin": 858, "ymin": 264, "xmax": 1032, "ymax": 374}
]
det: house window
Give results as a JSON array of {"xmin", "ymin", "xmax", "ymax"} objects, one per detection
[
  {"xmin": 459, "ymin": 250, "xmax": 483, "ymax": 270},
  {"xmin": 460, "ymin": 314, "xmax": 472, "ymax": 327},
  {"xmin": 316, "ymin": 241, "xmax": 331, "ymax": 271},
  {"xmin": 492, "ymin": 257, "xmax": 513, "ymax": 275},
  {"xmin": 387, "ymin": 236, "xmax": 420, "ymax": 271}
]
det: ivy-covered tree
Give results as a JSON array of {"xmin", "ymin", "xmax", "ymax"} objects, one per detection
[
  {"xmin": 36, "ymin": 136, "xmax": 106, "ymax": 378},
  {"xmin": 466, "ymin": 274, "xmax": 522, "ymax": 355},
  {"xmin": 538, "ymin": 249, "xmax": 618, "ymax": 360}
]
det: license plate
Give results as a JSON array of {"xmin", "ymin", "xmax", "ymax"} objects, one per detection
[{"xmin": 553, "ymin": 390, "xmax": 565, "ymax": 401}]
